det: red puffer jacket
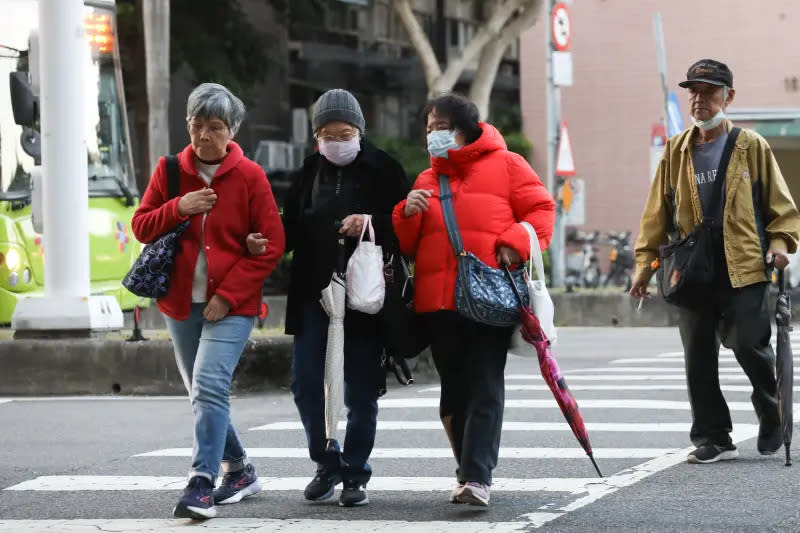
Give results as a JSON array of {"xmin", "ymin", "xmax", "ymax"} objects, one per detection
[
  {"xmin": 132, "ymin": 142, "xmax": 285, "ymax": 320},
  {"xmin": 392, "ymin": 123, "xmax": 555, "ymax": 314}
]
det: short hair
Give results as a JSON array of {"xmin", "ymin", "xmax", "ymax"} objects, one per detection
[
  {"xmin": 423, "ymin": 94, "xmax": 482, "ymax": 144},
  {"xmin": 186, "ymin": 83, "xmax": 246, "ymax": 136}
]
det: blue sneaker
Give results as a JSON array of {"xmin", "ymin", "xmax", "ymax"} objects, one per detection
[
  {"xmin": 213, "ymin": 463, "xmax": 262, "ymax": 505},
  {"xmin": 173, "ymin": 476, "xmax": 217, "ymax": 520}
]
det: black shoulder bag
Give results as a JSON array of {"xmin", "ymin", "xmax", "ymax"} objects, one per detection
[
  {"xmin": 657, "ymin": 127, "xmax": 740, "ymax": 307},
  {"xmin": 122, "ymin": 155, "xmax": 190, "ymax": 299}
]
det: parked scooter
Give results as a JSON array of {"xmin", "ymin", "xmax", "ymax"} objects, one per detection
[
  {"xmin": 603, "ymin": 231, "xmax": 634, "ymax": 291},
  {"xmin": 565, "ymin": 230, "xmax": 601, "ymax": 292}
]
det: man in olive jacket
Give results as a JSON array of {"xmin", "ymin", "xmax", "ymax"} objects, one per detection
[{"xmin": 631, "ymin": 59, "xmax": 800, "ymax": 465}]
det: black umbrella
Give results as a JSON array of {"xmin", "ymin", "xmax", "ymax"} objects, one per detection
[{"xmin": 775, "ymin": 268, "xmax": 794, "ymax": 466}]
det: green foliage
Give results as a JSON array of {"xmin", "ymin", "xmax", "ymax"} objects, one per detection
[
  {"xmin": 370, "ymin": 135, "xmax": 430, "ymax": 183},
  {"xmin": 503, "ymin": 131, "xmax": 533, "ymax": 160}
]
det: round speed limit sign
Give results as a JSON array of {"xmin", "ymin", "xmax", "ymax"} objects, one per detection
[{"xmin": 552, "ymin": 2, "xmax": 571, "ymax": 51}]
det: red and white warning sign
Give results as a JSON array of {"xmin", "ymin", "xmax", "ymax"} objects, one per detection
[
  {"xmin": 552, "ymin": 2, "xmax": 571, "ymax": 51},
  {"xmin": 556, "ymin": 121, "xmax": 576, "ymax": 176}
]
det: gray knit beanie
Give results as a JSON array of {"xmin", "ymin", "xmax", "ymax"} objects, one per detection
[{"xmin": 311, "ymin": 89, "xmax": 365, "ymax": 133}]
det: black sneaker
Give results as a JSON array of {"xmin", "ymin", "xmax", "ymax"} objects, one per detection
[
  {"xmin": 173, "ymin": 476, "xmax": 217, "ymax": 519},
  {"xmin": 213, "ymin": 463, "xmax": 262, "ymax": 505},
  {"xmin": 687, "ymin": 443, "xmax": 739, "ymax": 464},
  {"xmin": 339, "ymin": 480, "xmax": 369, "ymax": 507},
  {"xmin": 757, "ymin": 421, "xmax": 783, "ymax": 455},
  {"xmin": 304, "ymin": 468, "xmax": 342, "ymax": 501}
]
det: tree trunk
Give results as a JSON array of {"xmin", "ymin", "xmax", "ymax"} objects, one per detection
[
  {"xmin": 393, "ymin": 0, "xmax": 442, "ymax": 93},
  {"xmin": 142, "ymin": 0, "xmax": 170, "ymax": 176},
  {"xmin": 133, "ymin": 0, "xmax": 150, "ymax": 195}
]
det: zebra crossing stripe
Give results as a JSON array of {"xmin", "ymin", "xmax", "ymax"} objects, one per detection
[
  {"xmin": 3, "ymin": 476, "xmax": 602, "ymax": 494},
  {"xmin": 249, "ymin": 421, "xmax": 759, "ymax": 433},
  {"xmin": 376, "ymin": 398, "xmax": 800, "ymax": 411},
  {"xmin": 0, "ymin": 519, "xmax": 533, "ymax": 532},
  {"xmin": 418, "ymin": 384, "xmax": 800, "ymax": 393},
  {"xmin": 133, "ymin": 447, "xmax": 678, "ymax": 459},
  {"xmin": 612, "ymin": 357, "xmax": 800, "ymax": 364},
  {"xmin": 571, "ymin": 367, "xmax": 744, "ymax": 373},
  {"xmin": 507, "ymin": 374, "xmax": 750, "ymax": 381}
]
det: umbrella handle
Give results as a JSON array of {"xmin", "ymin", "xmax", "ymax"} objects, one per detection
[{"xmin": 503, "ymin": 266, "xmax": 526, "ymax": 306}]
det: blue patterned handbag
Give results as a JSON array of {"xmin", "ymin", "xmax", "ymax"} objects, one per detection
[
  {"xmin": 122, "ymin": 156, "xmax": 188, "ymax": 299},
  {"xmin": 439, "ymin": 175, "xmax": 529, "ymax": 327}
]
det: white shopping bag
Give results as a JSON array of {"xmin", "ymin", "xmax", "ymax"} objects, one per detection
[
  {"xmin": 510, "ymin": 221, "xmax": 557, "ymax": 354},
  {"xmin": 346, "ymin": 215, "xmax": 385, "ymax": 314}
]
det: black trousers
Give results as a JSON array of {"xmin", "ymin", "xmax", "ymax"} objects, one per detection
[
  {"xmin": 678, "ymin": 270, "xmax": 779, "ymax": 447},
  {"xmin": 427, "ymin": 311, "xmax": 513, "ymax": 485}
]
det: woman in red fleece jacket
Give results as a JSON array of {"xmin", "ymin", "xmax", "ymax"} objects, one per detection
[
  {"xmin": 132, "ymin": 83, "xmax": 284, "ymax": 520},
  {"xmin": 392, "ymin": 94, "xmax": 555, "ymax": 508}
]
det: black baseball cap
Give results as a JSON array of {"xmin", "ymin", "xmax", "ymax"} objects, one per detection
[{"xmin": 678, "ymin": 59, "xmax": 733, "ymax": 89}]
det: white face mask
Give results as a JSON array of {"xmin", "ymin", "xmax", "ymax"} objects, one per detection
[
  {"xmin": 692, "ymin": 109, "xmax": 726, "ymax": 131},
  {"xmin": 319, "ymin": 137, "xmax": 361, "ymax": 166},
  {"xmin": 427, "ymin": 130, "xmax": 461, "ymax": 159}
]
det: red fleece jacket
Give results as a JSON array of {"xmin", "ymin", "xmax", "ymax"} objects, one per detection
[
  {"xmin": 132, "ymin": 142, "xmax": 285, "ymax": 320},
  {"xmin": 392, "ymin": 123, "xmax": 555, "ymax": 314}
]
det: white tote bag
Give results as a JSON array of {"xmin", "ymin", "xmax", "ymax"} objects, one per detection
[
  {"xmin": 346, "ymin": 215, "xmax": 385, "ymax": 314},
  {"xmin": 510, "ymin": 221, "xmax": 557, "ymax": 354}
]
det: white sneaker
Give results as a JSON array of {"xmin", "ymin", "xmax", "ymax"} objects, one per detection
[
  {"xmin": 456, "ymin": 481, "xmax": 490, "ymax": 507},
  {"xmin": 449, "ymin": 482, "xmax": 465, "ymax": 503}
]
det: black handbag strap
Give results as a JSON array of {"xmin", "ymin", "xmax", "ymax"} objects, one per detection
[
  {"xmin": 705, "ymin": 126, "xmax": 741, "ymax": 224},
  {"xmin": 166, "ymin": 155, "xmax": 180, "ymax": 199},
  {"xmin": 438, "ymin": 175, "xmax": 465, "ymax": 256}
]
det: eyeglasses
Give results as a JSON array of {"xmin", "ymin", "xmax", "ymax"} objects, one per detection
[{"xmin": 315, "ymin": 133, "xmax": 359, "ymax": 143}]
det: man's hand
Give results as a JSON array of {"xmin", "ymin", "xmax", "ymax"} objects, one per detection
[
  {"xmin": 203, "ymin": 294, "xmax": 231, "ymax": 322},
  {"xmin": 177, "ymin": 188, "xmax": 217, "ymax": 217},
  {"xmin": 246, "ymin": 233, "xmax": 268, "ymax": 255},
  {"xmin": 340, "ymin": 214, "xmax": 366, "ymax": 238},
  {"xmin": 496, "ymin": 246, "xmax": 522, "ymax": 267},
  {"xmin": 404, "ymin": 189, "xmax": 433, "ymax": 217},
  {"xmin": 629, "ymin": 279, "xmax": 651, "ymax": 299},
  {"xmin": 766, "ymin": 248, "xmax": 790, "ymax": 271}
]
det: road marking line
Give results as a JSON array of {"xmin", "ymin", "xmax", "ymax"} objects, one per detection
[
  {"xmin": 571, "ymin": 367, "xmax": 743, "ymax": 373},
  {"xmin": 376, "ymin": 398, "xmax": 800, "ymax": 410},
  {"xmin": 3, "ymin": 476, "xmax": 602, "ymax": 493},
  {"xmin": 418, "ymin": 384, "xmax": 797, "ymax": 393},
  {"xmin": 0, "ymin": 396, "xmax": 188, "ymax": 402},
  {"xmin": 523, "ymin": 425, "xmax": 761, "ymax": 529},
  {"xmin": 0, "ymin": 400, "xmax": 11, "ymax": 405},
  {"xmin": 612, "ymin": 357, "xmax": 800, "ymax": 364},
  {"xmin": 249, "ymin": 421, "xmax": 759, "ymax": 433},
  {"xmin": 0, "ymin": 519, "xmax": 532, "ymax": 532},
  {"xmin": 507, "ymin": 374, "xmax": 751, "ymax": 381},
  {"xmin": 134, "ymin": 447, "xmax": 677, "ymax": 459}
]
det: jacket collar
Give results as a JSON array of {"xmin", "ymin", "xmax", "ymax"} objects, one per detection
[
  {"xmin": 430, "ymin": 122, "xmax": 507, "ymax": 176},
  {"xmin": 679, "ymin": 119, "xmax": 736, "ymax": 152},
  {"xmin": 178, "ymin": 141, "xmax": 245, "ymax": 177}
]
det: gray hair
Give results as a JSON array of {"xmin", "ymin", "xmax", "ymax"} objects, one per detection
[{"xmin": 186, "ymin": 83, "xmax": 246, "ymax": 136}]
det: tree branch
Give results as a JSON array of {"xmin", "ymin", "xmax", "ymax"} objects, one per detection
[
  {"xmin": 392, "ymin": 0, "xmax": 442, "ymax": 93},
  {"xmin": 438, "ymin": 0, "xmax": 524, "ymax": 90}
]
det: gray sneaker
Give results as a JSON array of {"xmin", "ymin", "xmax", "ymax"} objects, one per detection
[{"xmin": 456, "ymin": 481, "xmax": 490, "ymax": 507}]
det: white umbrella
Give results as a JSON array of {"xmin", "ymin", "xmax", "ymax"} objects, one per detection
[{"xmin": 320, "ymin": 271, "xmax": 346, "ymax": 452}]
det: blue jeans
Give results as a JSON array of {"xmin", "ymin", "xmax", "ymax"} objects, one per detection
[
  {"xmin": 164, "ymin": 303, "xmax": 254, "ymax": 482},
  {"xmin": 291, "ymin": 302, "xmax": 383, "ymax": 483}
]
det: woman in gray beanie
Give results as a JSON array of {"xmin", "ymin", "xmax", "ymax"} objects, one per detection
[{"xmin": 247, "ymin": 89, "xmax": 409, "ymax": 506}]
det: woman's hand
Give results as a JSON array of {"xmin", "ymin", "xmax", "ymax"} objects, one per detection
[
  {"xmin": 203, "ymin": 294, "xmax": 231, "ymax": 322},
  {"xmin": 496, "ymin": 246, "xmax": 522, "ymax": 267},
  {"xmin": 404, "ymin": 189, "xmax": 434, "ymax": 217},
  {"xmin": 246, "ymin": 233, "xmax": 268, "ymax": 255},
  {"xmin": 340, "ymin": 214, "xmax": 365, "ymax": 237},
  {"xmin": 178, "ymin": 188, "xmax": 217, "ymax": 217}
]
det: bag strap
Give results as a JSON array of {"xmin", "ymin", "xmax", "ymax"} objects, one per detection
[
  {"xmin": 706, "ymin": 126, "xmax": 741, "ymax": 224},
  {"xmin": 438, "ymin": 174, "xmax": 465, "ymax": 256},
  {"xmin": 166, "ymin": 155, "xmax": 180, "ymax": 200},
  {"xmin": 521, "ymin": 221, "xmax": 546, "ymax": 282},
  {"xmin": 359, "ymin": 214, "xmax": 375, "ymax": 242}
]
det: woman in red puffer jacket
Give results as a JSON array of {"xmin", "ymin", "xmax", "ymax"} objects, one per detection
[{"xmin": 392, "ymin": 94, "xmax": 555, "ymax": 509}]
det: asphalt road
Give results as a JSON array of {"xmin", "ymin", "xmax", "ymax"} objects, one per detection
[{"xmin": 0, "ymin": 327, "xmax": 798, "ymax": 532}]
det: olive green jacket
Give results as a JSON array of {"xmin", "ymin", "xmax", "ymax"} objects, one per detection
[{"xmin": 635, "ymin": 120, "xmax": 800, "ymax": 287}]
